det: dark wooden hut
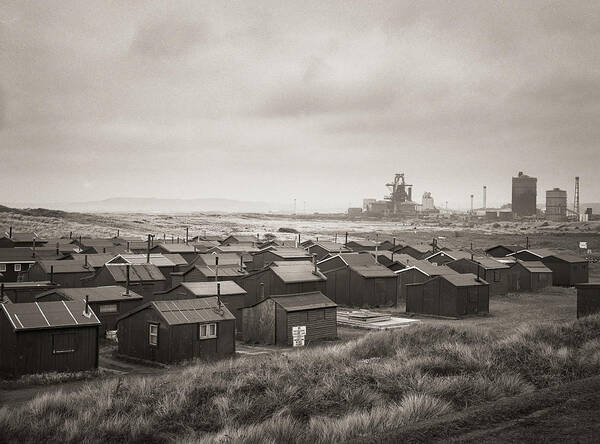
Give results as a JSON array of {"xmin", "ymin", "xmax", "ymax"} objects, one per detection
[
  {"xmin": 116, "ymin": 297, "xmax": 235, "ymax": 364},
  {"xmin": 446, "ymin": 257, "xmax": 510, "ymax": 296},
  {"xmin": 508, "ymin": 260, "xmax": 553, "ymax": 292},
  {"xmin": 576, "ymin": 283, "xmax": 600, "ymax": 318},
  {"xmin": 406, "ymin": 274, "xmax": 490, "ymax": 317},
  {"xmin": 0, "ymin": 300, "xmax": 100, "ymax": 377},
  {"xmin": 242, "ymin": 291, "xmax": 337, "ymax": 346},
  {"xmin": 317, "ymin": 253, "xmax": 397, "ymax": 307}
]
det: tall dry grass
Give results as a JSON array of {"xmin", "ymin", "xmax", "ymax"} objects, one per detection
[{"xmin": 2, "ymin": 315, "xmax": 600, "ymax": 444}]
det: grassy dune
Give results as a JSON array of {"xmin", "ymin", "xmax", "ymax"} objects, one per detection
[{"xmin": 2, "ymin": 315, "xmax": 600, "ymax": 443}]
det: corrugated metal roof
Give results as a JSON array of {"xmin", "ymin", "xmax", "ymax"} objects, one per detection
[
  {"xmin": 0, "ymin": 248, "xmax": 37, "ymax": 263},
  {"xmin": 270, "ymin": 261, "xmax": 326, "ymax": 283},
  {"xmin": 0, "ymin": 281, "xmax": 57, "ymax": 289},
  {"xmin": 39, "ymin": 260, "xmax": 95, "ymax": 274},
  {"xmin": 346, "ymin": 240, "xmax": 378, "ymax": 248},
  {"xmin": 510, "ymin": 249, "xmax": 556, "ymax": 258},
  {"xmin": 393, "ymin": 254, "xmax": 459, "ymax": 276},
  {"xmin": 515, "ymin": 260, "xmax": 552, "ymax": 273},
  {"xmin": 72, "ymin": 253, "xmax": 115, "ymax": 268},
  {"xmin": 269, "ymin": 248, "xmax": 311, "ymax": 259},
  {"xmin": 153, "ymin": 297, "xmax": 235, "ymax": 325},
  {"xmin": 338, "ymin": 253, "xmax": 396, "ymax": 278},
  {"xmin": 210, "ymin": 245, "xmax": 260, "ymax": 254},
  {"xmin": 106, "ymin": 264, "xmax": 166, "ymax": 282},
  {"xmin": 181, "ymin": 281, "xmax": 247, "ymax": 296},
  {"xmin": 37, "ymin": 286, "xmax": 143, "ymax": 302},
  {"xmin": 196, "ymin": 253, "xmax": 242, "ymax": 267},
  {"xmin": 271, "ymin": 291, "xmax": 337, "ymax": 311},
  {"xmin": 107, "ymin": 253, "xmax": 184, "ymax": 267},
  {"xmin": 442, "ymin": 273, "xmax": 488, "ymax": 287},
  {"xmin": 310, "ymin": 242, "xmax": 351, "ymax": 252},
  {"xmin": 193, "ymin": 265, "xmax": 246, "ymax": 277},
  {"xmin": 158, "ymin": 243, "xmax": 198, "ymax": 253},
  {"xmin": 1, "ymin": 300, "xmax": 100, "ymax": 331}
]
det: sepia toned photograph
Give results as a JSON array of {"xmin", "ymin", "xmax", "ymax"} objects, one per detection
[{"xmin": 1, "ymin": 1, "xmax": 599, "ymax": 442}]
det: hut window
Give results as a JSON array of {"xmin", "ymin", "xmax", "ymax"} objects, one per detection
[
  {"xmin": 493, "ymin": 271, "xmax": 500, "ymax": 282},
  {"xmin": 0, "ymin": 264, "xmax": 5, "ymax": 272},
  {"xmin": 149, "ymin": 323, "xmax": 159, "ymax": 346},
  {"xmin": 52, "ymin": 333, "xmax": 76, "ymax": 354},
  {"xmin": 14, "ymin": 264, "xmax": 21, "ymax": 272},
  {"xmin": 99, "ymin": 304, "xmax": 118, "ymax": 313},
  {"xmin": 199, "ymin": 323, "xmax": 217, "ymax": 339}
]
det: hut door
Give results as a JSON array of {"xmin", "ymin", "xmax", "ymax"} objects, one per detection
[{"xmin": 467, "ymin": 287, "xmax": 478, "ymax": 314}]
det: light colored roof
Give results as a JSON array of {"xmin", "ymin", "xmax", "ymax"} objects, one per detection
[
  {"xmin": 105, "ymin": 264, "xmax": 166, "ymax": 282},
  {"xmin": 196, "ymin": 253, "xmax": 242, "ymax": 267},
  {"xmin": 473, "ymin": 257, "xmax": 510, "ymax": 270},
  {"xmin": 0, "ymin": 281, "xmax": 57, "ymax": 289},
  {"xmin": 6, "ymin": 232, "xmax": 42, "ymax": 242},
  {"xmin": 107, "ymin": 253, "xmax": 183, "ymax": 267},
  {"xmin": 181, "ymin": 281, "xmax": 247, "ymax": 296},
  {"xmin": 442, "ymin": 273, "xmax": 488, "ymax": 287},
  {"xmin": 337, "ymin": 253, "xmax": 396, "ymax": 278},
  {"xmin": 36, "ymin": 286, "xmax": 143, "ymax": 302},
  {"xmin": 267, "ymin": 248, "xmax": 311, "ymax": 259},
  {"xmin": 509, "ymin": 249, "xmax": 556, "ymax": 258},
  {"xmin": 1, "ymin": 300, "xmax": 100, "ymax": 331},
  {"xmin": 515, "ymin": 260, "xmax": 552, "ymax": 273},
  {"xmin": 209, "ymin": 245, "xmax": 260, "ymax": 254},
  {"xmin": 393, "ymin": 254, "xmax": 458, "ymax": 276},
  {"xmin": 271, "ymin": 291, "xmax": 337, "ymax": 312},
  {"xmin": 157, "ymin": 243, "xmax": 198, "ymax": 253},
  {"xmin": 270, "ymin": 261, "xmax": 326, "ymax": 283},
  {"xmin": 192, "ymin": 265, "xmax": 246, "ymax": 278},
  {"xmin": 223, "ymin": 234, "xmax": 258, "ymax": 243},
  {"xmin": 309, "ymin": 242, "xmax": 351, "ymax": 252},
  {"xmin": 38, "ymin": 260, "xmax": 95, "ymax": 274},
  {"xmin": 152, "ymin": 298, "xmax": 235, "ymax": 324}
]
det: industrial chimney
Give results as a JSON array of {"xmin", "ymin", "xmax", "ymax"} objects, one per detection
[{"xmin": 483, "ymin": 186, "xmax": 487, "ymax": 210}]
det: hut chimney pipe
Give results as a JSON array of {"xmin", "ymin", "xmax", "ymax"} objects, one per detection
[
  {"xmin": 84, "ymin": 255, "xmax": 88, "ymax": 267},
  {"xmin": 147, "ymin": 234, "xmax": 151, "ymax": 263},
  {"xmin": 186, "ymin": 227, "xmax": 189, "ymax": 245},
  {"xmin": 215, "ymin": 256, "xmax": 219, "ymax": 283},
  {"xmin": 117, "ymin": 229, "xmax": 120, "ymax": 238},
  {"xmin": 217, "ymin": 282, "xmax": 221, "ymax": 307},
  {"xmin": 374, "ymin": 244, "xmax": 378, "ymax": 263},
  {"xmin": 259, "ymin": 282, "xmax": 265, "ymax": 302},
  {"xmin": 127, "ymin": 241, "xmax": 130, "ymax": 252},
  {"xmin": 0, "ymin": 283, "xmax": 4, "ymax": 297},
  {"xmin": 239, "ymin": 255, "xmax": 244, "ymax": 273},
  {"xmin": 526, "ymin": 236, "xmax": 530, "ymax": 249},
  {"xmin": 85, "ymin": 295, "xmax": 89, "ymax": 315},
  {"xmin": 56, "ymin": 242, "xmax": 60, "ymax": 256},
  {"xmin": 50, "ymin": 265, "xmax": 54, "ymax": 284},
  {"xmin": 312, "ymin": 253, "xmax": 318, "ymax": 274},
  {"xmin": 32, "ymin": 238, "xmax": 36, "ymax": 257},
  {"xmin": 345, "ymin": 232, "xmax": 348, "ymax": 245},
  {"xmin": 9, "ymin": 226, "xmax": 12, "ymax": 238},
  {"xmin": 125, "ymin": 264, "xmax": 130, "ymax": 295},
  {"xmin": 103, "ymin": 247, "xmax": 106, "ymax": 253},
  {"xmin": 69, "ymin": 231, "xmax": 72, "ymax": 239}
]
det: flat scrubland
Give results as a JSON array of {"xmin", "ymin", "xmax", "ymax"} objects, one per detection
[{"xmin": 2, "ymin": 314, "xmax": 600, "ymax": 443}]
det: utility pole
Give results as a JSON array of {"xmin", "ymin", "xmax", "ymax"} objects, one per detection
[{"xmin": 574, "ymin": 176, "xmax": 580, "ymax": 218}]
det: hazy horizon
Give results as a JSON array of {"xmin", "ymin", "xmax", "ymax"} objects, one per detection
[{"xmin": 2, "ymin": 1, "xmax": 599, "ymax": 210}]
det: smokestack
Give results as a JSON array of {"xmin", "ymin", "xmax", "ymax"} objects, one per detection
[
  {"xmin": 125, "ymin": 264, "xmax": 130, "ymax": 294},
  {"xmin": 483, "ymin": 186, "xmax": 487, "ymax": 210},
  {"xmin": 50, "ymin": 265, "xmax": 54, "ymax": 284},
  {"xmin": 259, "ymin": 282, "xmax": 265, "ymax": 302}
]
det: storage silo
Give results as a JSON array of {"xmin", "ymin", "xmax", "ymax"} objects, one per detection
[
  {"xmin": 546, "ymin": 188, "xmax": 567, "ymax": 221},
  {"xmin": 512, "ymin": 172, "xmax": 537, "ymax": 217}
]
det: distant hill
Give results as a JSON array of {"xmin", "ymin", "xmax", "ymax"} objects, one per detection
[{"xmin": 5, "ymin": 198, "xmax": 293, "ymax": 214}]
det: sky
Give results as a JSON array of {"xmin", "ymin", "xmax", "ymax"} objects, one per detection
[{"xmin": 1, "ymin": 0, "xmax": 599, "ymax": 211}]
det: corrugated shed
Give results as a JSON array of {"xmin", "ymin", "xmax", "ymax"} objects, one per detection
[
  {"xmin": 1, "ymin": 300, "xmax": 100, "ymax": 330},
  {"xmin": 271, "ymin": 291, "xmax": 337, "ymax": 312}
]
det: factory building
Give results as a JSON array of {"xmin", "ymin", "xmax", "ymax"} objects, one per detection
[
  {"xmin": 512, "ymin": 172, "xmax": 537, "ymax": 217},
  {"xmin": 546, "ymin": 188, "xmax": 567, "ymax": 221}
]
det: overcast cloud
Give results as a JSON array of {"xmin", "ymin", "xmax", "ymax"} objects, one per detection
[{"xmin": 1, "ymin": 0, "xmax": 599, "ymax": 210}]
